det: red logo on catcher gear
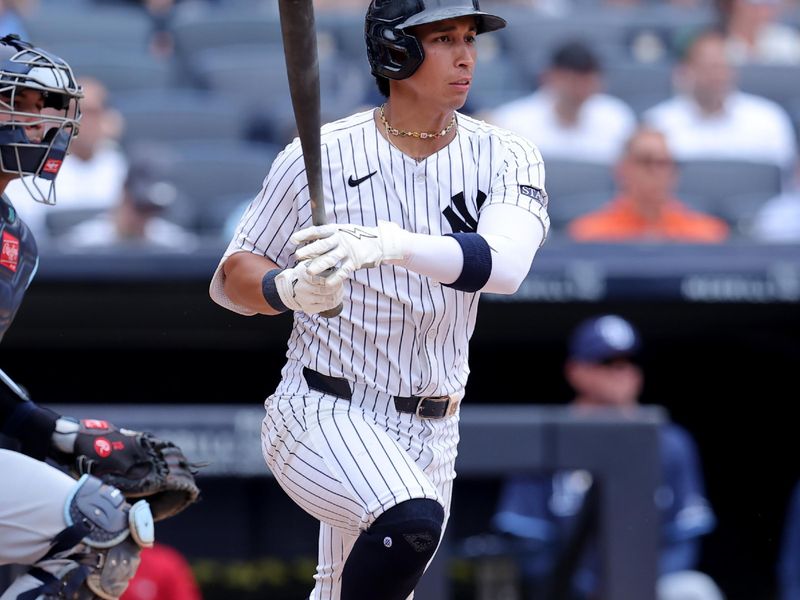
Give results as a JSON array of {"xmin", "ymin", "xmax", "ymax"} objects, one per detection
[
  {"xmin": 0, "ymin": 231, "xmax": 19, "ymax": 272},
  {"xmin": 82, "ymin": 419, "xmax": 109, "ymax": 429},
  {"xmin": 94, "ymin": 437, "xmax": 112, "ymax": 458},
  {"xmin": 42, "ymin": 158, "xmax": 62, "ymax": 174}
]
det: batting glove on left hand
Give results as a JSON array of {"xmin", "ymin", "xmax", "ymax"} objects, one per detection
[
  {"xmin": 274, "ymin": 259, "xmax": 345, "ymax": 315},
  {"xmin": 292, "ymin": 221, "xmax": 411, "ymax": 284}
]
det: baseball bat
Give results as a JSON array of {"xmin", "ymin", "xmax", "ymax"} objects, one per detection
[{"xmin": 277, "ymin": 0, "xmax": 342, "ymax": 318}]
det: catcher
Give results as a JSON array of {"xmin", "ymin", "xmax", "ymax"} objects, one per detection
[{"xmin": 0, "ymin": 34, "xmax": 199, "ymax": 600}]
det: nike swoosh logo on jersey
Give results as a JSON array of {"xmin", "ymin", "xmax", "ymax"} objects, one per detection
[{"xmin": 347, "ymin": 171, "xmax": 377, "ymax": 187}]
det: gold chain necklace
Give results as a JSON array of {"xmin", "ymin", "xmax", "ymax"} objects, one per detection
[{"xmin": 379, "ymin": 104, "xmax": 456, "ymax": 140}]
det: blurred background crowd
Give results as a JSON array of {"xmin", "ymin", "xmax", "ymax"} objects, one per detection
[
  {"xmin": 0, "ymin": 0, "xmax": 798, "ymax": 599},
  {"xmin": 1, "ymin": 0, "xmax": 800, "ymax": 248}
]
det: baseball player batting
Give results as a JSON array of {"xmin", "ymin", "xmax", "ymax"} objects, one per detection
[
  {"xmin": 210, "ymin": 1, "xmax": 550, "ymax": 598},
  {"xmin": 0, "ymin": 34, "xmax": 198, "ymax": 600}
]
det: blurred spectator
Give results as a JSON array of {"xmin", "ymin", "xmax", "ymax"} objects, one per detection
[
  {"xmin": 0, "ymin": 0, "xmax": 32, "ymax": 38},
  {"xmin": 57, "ymin": 151, "xmax": 198, "ymax": 252},
  {"xmin": 644, "ymin": 29, "xmax": 797, "ymax": 172},
  {"xmin": 57, "ymin": 77, "xmax": 128, "ymax": 208},
  {"xmin": 750, "ymin": 161, "xmax": 800, "ymax": 242},
  {"xmin": 715, "ymin": 0, "xmax": 800, "ymax": 65},
  {"xmin": 143, "ymin": 0, "xmax": 177, "ymax": 59},
  {"xmin": 121, "ymin": 542, "xmax": 202, "ymax": 600},
  {"xmin": 568, "ymin": 126, "xmax": 730, "ymax": 242},
  {"xmin": 93, "ymin": 0, "xmax": 183, "ymax": 58},
  {"xmin": 484, "ymin": 40, "xmax": 636, "ymax": 165},
  {"xmin": 493, "ymin": 314, "xmax": 721, "ymax": 600},
  {"xmin": 779, "ymin": 479, "xmax": 800, "ymax": 600},
  {"xmin": 6, "ymin": 76, "xmax": 128, "ymax": 240}
]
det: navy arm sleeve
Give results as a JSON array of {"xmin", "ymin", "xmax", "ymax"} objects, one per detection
[{"xmin": 0, "ymin": 371, "xmax": 60, "ymax": 460}]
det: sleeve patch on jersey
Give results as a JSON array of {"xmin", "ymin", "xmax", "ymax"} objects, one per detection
[
  {"xmin": 1, "ymin": 231, "xmax": 19, "ymax": 272},
  {"xmin": 519, "ymin": 185, "xmax": 548, "ymax": 208}
]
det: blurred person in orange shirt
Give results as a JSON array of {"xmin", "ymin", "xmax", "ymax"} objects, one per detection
[
  {"xmin": 121, "ymin": 542, "xmax": 202, "ymax": 600},
  {"xmin": 568, "ymin": 126, "xmax": 730, "ymax": 243}
]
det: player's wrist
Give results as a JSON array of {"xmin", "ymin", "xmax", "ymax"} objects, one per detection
[
  {"xmin": 262, "ymin": 268, "xmax": 291, "ymax": 313},
  {"xmin": 377, "ymin": 221, "xmax": 412, "ymax": 266}
]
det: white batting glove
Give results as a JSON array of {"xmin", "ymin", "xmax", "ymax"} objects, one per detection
[
  {"xmin": 274, "ymin": 260, "xmax": 344, "ymax": 315},
  {"xmin": 291, "ymin": 221, "xmax": 411, "ymax": 283}
]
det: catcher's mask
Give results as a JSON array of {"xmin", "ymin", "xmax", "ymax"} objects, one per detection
[
  {"xmin": 365, "ymin": 0, "xmax": 506, "ymax": 81},
  {"xmin": 0, "ymin": 34, "xmax": 82, "ymax": 204}
]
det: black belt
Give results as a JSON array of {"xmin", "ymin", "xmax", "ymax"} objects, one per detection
[{"xmin": 302, "ymin": 368, "xmax": 456, "ymax": 419}]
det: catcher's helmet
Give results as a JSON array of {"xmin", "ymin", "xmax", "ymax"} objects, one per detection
[
  {"xmin": 0, "ymin": 34, "xmax": 82, "ymax": 204},
  {"xmin": 365, "ymin": 0, "xmax": 506, "ymax": 81}
]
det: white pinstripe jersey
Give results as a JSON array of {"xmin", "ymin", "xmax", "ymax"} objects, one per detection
[{"xmin": 212, "ymin": 108, "xmax": 549, "ymax": 399}]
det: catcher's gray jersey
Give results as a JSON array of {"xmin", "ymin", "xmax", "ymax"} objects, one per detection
[{"xmin": 211, "ymin": 109, "xmax": 548, "ymax": 599}]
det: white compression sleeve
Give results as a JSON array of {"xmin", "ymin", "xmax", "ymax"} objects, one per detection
[
  {"xmin": 478, "ymin": 204, "xmax": 545, "ymax": 294},
  {"xmin": 386, "ymin": 204, "xmax": 545, "ymax": 294}
]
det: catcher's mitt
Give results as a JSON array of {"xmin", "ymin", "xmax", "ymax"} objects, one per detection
[{"xmin": 61, "ymin": 419, "xmax": 201, "ymax": 522}]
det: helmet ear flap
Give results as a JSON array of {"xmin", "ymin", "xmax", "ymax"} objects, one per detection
[{"xmin": 366, "ymin": 23, "xmax": 424, "ymax": 81}]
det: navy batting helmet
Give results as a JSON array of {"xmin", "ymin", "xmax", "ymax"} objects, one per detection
[
  {"xmin": 365, "ymin": 0, "xmax": 506, "ymax": 81},
  {"xmin": 0, "ymin": 34, "xmax": 82, "ymax": 204}
]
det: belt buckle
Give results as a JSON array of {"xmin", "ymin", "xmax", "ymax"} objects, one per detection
[{"xmin": 415, "ymin": 395, "xmax": 450, "ymax": 419}]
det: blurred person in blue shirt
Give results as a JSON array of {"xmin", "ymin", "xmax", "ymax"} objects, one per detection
[
  {"xmin": 493, "ymin": 314, "xmax": 722, "ymax": 600},
  {"xmin": 750, "ymin": 160, "xmax": 800, "ymax": 243},
  {"xmin": 778, "ymin": 479, "xmax": 800, "ymax": 600},
  {"xmin": 0, "ymin": 1, "xmax": 31, "ymax": 39}
]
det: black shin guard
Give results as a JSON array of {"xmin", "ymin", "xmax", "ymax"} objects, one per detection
[{"xmin": 341, "ymin": 499, "xmax": 444, "ymax": 600}]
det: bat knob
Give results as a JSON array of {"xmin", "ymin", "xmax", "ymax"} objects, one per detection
[{"xmin": 320, "ymin": 303, "xmax": 343, "ymax": 319}]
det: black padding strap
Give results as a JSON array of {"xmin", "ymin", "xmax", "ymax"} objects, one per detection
[{"xmin": 443, "ymin": 232, "xmax": 492, "ymax": 292}]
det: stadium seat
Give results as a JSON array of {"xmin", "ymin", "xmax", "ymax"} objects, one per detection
[
  {"xmin": 714, "ymin": 192, "xmax": 777, "ymax": 234},
  {"xmin": 316, "ymin": 9, "xmax": 371, "ymax": 64},
  {"xmin": 171, "ymin": 8, "xmax": 283, "ymax": 57},
  {"xmin": 603, "ymin": 62, "xmax": 674, "ymax": 113},
  {"xmin": 612, "ymin": 3, "xmax": 717, "ymax": 60},
  {"xmin": 170, "ymin": 4, "xmax": 342, "ymax": 80},
  {"xmin": 54, "ymin": 47, "xmax": 174, "ymax": 94},
  {"xmin": 44, "ymin": 207, "xmax": 106, "ymax": 238},
  {"xmin": 191, "ymin": 44, "xmax": 369, "ymax": 144},
  {"xmin": 543, "ymin": 159, "xmax": 615, "ymax": 205},
  {"xmin": 498, "ymin": 10, "xmax": 628, "ymax": 76},
  {"xmin": 676, "ymin": 160, "xmax": 783, "ymax": 220},
  {"xmin": 156, "ymin": 140, "xmax": 281, "ymax": 235},
  {"xmin": 737, "ymin": 64, "xmax": 800, "ymax": 107},
  {"xmin": 23, "ymin": 4, "xmax": 152, "ymax": 53},
  {"xmin": 205, "ymin": 193, "xmax": 255, "ymax": 240},
  {"xmin": 114, "ymin": 89, "xmax": 249, "ymax": 148},
  {"xmin": 467, "ymin": 36, "xmax": 534, "ymax": 113}
]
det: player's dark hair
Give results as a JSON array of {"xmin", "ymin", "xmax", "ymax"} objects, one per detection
[
  {"xmin": 550, "ymin": 40, "xmax": 601, "ymax": 73},
  {"xmin": 374, "ymin": 73, "xmax": 390, "ymax": 97},
  {"xmin": 675, "ymin": 26, "xmax": 727, "ymax": 63}
]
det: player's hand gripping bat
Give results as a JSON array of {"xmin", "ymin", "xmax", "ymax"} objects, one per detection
[{"xmin": 278, "ymin": 0, "xmax": 342, "ymax": 318}]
